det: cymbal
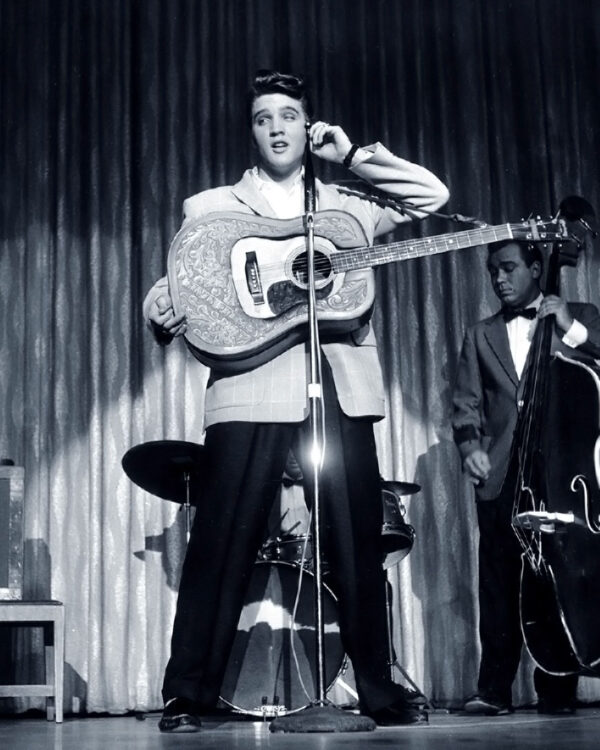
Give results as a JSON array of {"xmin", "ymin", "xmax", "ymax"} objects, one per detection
[
  {"xmin": 122, "ymin": 440, "xmax": 204, "ymax": 504},
  {"xmin": 381, "ymin": 480, "xmax": 421, "ymax": 496}
]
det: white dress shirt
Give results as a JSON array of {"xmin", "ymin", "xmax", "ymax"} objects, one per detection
[
  {"xmin": 506, "ymin": 294, "xmax": 588, "ymax": 379},
  {"xmin": 250, "ymin": 148, "xmax": 371, "ymax": 219}
]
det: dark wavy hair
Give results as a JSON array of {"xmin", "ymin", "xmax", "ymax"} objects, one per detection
[
  {"xmin": 488, "ymin": 239, "xmax": 544, "ymax": 270},
  {"xmin": 247, "ymin": 69, "xmax": 313, "ymax": 124}
]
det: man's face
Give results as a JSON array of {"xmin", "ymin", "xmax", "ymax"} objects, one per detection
[
  {"xmin": 251, "ymin": 93, "xmax": 308, "ymax": 179},
  {"xmin": 487, "ymin": 243, "xmax": 541, "ymax": 308}
]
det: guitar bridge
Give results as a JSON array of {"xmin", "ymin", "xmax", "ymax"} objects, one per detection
[{"xmin": 244, "ymin": 251, "xmax": 264, "ymax": 304}]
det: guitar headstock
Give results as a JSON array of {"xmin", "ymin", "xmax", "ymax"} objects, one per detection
[
  {"xmin": 509, "ymin": 217, "xmax": 567, "ymax": 243},
  {"xmin": 558, "ymin": 195, "xmax": 597, "ymax": 247}
]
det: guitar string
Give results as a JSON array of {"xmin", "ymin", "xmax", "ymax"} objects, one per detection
[{"xmin": 245, "ymin": 224, "xmax": 524, "ymax": 282}]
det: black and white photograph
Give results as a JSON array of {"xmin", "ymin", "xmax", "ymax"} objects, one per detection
[{"xmin": 1, "ymin": 1, "xmax": 600, "ymax": 747}]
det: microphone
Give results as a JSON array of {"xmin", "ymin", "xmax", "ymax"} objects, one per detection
[{"xmin": 303, "ymin": 121, "xmax": 316, "ymax": 214}]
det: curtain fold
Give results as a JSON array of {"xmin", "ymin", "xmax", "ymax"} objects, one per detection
[{"xmin": 2, "ymin": 0, "xmax": 600, "ymax": 713}]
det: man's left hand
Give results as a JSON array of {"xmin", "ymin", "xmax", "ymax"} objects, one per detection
[
  {"xmin": 309, "ymin": 121, "xmax": 353, "ymax": 164},
  {"xmin": 538, "ymin": 295, "xmax": 573, "ymax": 333}
]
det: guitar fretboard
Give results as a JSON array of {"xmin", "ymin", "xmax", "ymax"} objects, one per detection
[{"xmin": 331, "ymin": 224, "xmax": 516, "ymax": 272}]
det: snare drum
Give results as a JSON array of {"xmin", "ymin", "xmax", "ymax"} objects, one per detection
[
  {"xmin": 219, "ymin": 561, "xmax": 345, "ymax": 717},
  {"xmin": 258, "ymin": 535, "xmax": 312, "ymax": 566}
]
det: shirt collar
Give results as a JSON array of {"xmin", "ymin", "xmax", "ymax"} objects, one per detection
[
  {"xmin": 250, "ymin": 166, "xmax": 304, "ymax": 192},
  {"xmin": 530, "ymin": 293, "xmax": 544, "ymax": 310}
]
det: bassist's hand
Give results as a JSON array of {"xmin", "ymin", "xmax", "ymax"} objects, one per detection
[
  {"xmin": 538, "ymin": 295, "xmax": 574, "ymax": 334},
  {"xmin": 308, "ymin": 121, "xmax": 353, "ymax": 165},
  {"xmin": 464, "ymin": 449, "xmax": 491, "ymax": 485},
  {"xmin": 148, "ymin": 293, "xmax": 187, "ymax": 342}
]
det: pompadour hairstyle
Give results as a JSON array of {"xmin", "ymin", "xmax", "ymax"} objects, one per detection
[{"xmin": 247, "ymin": 69, "xmax": 313, "ymax": 123}]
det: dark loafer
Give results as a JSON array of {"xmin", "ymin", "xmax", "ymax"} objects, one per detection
[
  {"xmin": 158, "ymin": 697, "xmax": 202, "ymax": 733},
  {"xmin": 366, "ymin": 702, "xmax": 428, "ymax": 726},
  {"xmin": 463, "ymin": 694, "xmax": 513, "ymax": 716}
]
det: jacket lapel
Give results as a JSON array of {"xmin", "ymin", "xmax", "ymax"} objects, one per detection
[
  {"xmin": 230, "ymin": 170, "xmax": 336, "ymax": 217},
  {"xmin": 483, "ymin": 312, "xmax": 519, "ymax": 387},
  {"xmin": 230, "ymin": 170, "xmax": 279, "ymax": 217}
]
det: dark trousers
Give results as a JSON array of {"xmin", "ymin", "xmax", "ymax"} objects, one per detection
[
  {"xmin": 476, "ymin": 492, "xmax": 578, "ymax": 705},
  {"xmin": 162, "ymin": 362, "xmax": 405, "ymax": 712}
]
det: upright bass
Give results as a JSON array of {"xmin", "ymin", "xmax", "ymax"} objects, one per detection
[{"xmin": 511, "ymin": 197, "xmax": 600, "ymax": 677}]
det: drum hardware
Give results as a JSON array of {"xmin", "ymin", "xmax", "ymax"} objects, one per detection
[
  {"xmin": 258, "ymin": 534, "xmax": 314, "ymax": 567},
  {"xmin": 380, "ymin": 481, "xmax": 432, "ymax": 708},
  {"xmin": 384, "ymin": 579, "xmax": 432, "ymax": 709},
  {"xmin": 380, "ymin": 481, "xmax": 418, "ymax": 570},
  {"xmin": 262, "ymin": 482, "xmax": 419, "ymax": 571},
  {"xmin": 122, "ymin": 443, "xmax": 430, "ymax": 716},
  {"xmin": 219, "ymin": 561, "xmax": 345, "ymax": 717},
  {"xmin": 121, "ymin": 440, "xmax": 204, "ymax": 541}
]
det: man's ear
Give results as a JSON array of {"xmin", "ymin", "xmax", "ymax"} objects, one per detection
[{"xmin": 531, "ymin": 260, "xmax": 542, "ymax": 279}]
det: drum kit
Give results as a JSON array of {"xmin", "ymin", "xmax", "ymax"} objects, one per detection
[{"xmin": 122, "ymin": 440, "xmax": 422, "ymax": 717}]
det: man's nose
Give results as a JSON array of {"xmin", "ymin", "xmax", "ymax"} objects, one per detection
[{"xmin": 270, "ymin": 117, "xmax": 284, "ymax": 134}]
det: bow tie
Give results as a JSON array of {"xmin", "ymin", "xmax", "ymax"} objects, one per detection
[{"xmin": 502, "ymin": 307, "xmax": 538, "ymax": 322}]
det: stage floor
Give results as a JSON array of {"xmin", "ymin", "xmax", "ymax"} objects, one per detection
[{"xmin": 2, "ymin": 707, "xmax": 600, "ymax": 749}]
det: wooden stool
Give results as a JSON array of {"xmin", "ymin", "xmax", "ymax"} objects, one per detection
[{"xmin": 0, "ymin": 601, "xmax": 65, "ymax": 722}]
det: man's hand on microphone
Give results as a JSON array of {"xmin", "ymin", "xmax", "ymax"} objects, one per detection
[{"xmin": 308, "ymin": 121, "xmax": 353, "ymax": 164}]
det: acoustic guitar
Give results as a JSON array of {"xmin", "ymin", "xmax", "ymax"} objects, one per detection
[{"xmin": 167, "ymin": 209, "xmax": 563, "ymax": 373}]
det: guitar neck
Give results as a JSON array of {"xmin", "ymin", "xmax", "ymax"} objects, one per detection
[{"xmin": 331, "ymin": 224, "xmax": 517, "ymax": 272}]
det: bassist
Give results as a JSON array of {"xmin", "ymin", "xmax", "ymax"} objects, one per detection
[{"xmin": 452, "ymin": 239, "xmax": 600, "ymax": 716}]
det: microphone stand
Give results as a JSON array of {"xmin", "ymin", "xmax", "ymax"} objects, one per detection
[{"xmin": 270, "ymin": 130, "xmax": 375, "ymax": 734}]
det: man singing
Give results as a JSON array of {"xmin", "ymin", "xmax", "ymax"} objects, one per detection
[{"xmin": 144, "ymin": 69, "xmax": 449, "ymax": 732}]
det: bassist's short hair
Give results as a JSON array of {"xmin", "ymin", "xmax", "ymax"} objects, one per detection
[{"xmin": 488, "ymin": 240, "xmax": 544, "ymax": 270}]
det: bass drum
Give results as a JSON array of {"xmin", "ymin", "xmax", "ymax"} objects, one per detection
[{"xmin": 219, "ymin": 561, "xmax": 345, "ymax": 717}]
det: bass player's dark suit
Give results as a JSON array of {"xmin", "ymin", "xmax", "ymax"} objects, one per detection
[{"xmin": 452, "ymin": 300, "xmax": 600, "ymax": 708}]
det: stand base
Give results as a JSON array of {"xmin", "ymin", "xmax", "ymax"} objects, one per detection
[{"xmin": 269, "ymin": 704, "xmax": 376, "ymax": 733}]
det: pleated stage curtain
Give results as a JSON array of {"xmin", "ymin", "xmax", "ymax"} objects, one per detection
[{"xmin": 1, "ymin": 0, "xmax": 600, "ymax": 713}]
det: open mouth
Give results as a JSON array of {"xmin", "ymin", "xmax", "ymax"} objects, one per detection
[{"xmin": 271, "ymin": 141, "xmax": 288, "ymax": 152}]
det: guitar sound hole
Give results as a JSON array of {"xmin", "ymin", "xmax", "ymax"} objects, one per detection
[{"xmin": 291, "ymin": 251, "xmax": 332, "ymax": 287}]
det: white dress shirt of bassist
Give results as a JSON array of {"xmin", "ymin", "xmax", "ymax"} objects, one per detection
[{"xmin": 143, "ymin": 98, "xmax": 449, "ymax": 428}]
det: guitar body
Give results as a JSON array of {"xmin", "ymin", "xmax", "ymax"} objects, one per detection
[{"xmin": 168, "ymin": 210, "xmax": 375, "ymax": 372}]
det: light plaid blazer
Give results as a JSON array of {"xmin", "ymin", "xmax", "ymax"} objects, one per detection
[{"xmin": 144, "ymin": 143, "xmax": 449, "ymax": 427}]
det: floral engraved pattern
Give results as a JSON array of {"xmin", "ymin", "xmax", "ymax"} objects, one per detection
[
  {"xmin": 322, "ymin": 278, "xmax": 369, "ymax": 311},
  {"xmin": 170, "ymin": 212, "xmax": 372, "ymax": 356}
]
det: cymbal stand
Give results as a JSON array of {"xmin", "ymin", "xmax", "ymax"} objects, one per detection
[{"xmin": 384, "ymin": 577, "xmax": 432, "ymax": 709}]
